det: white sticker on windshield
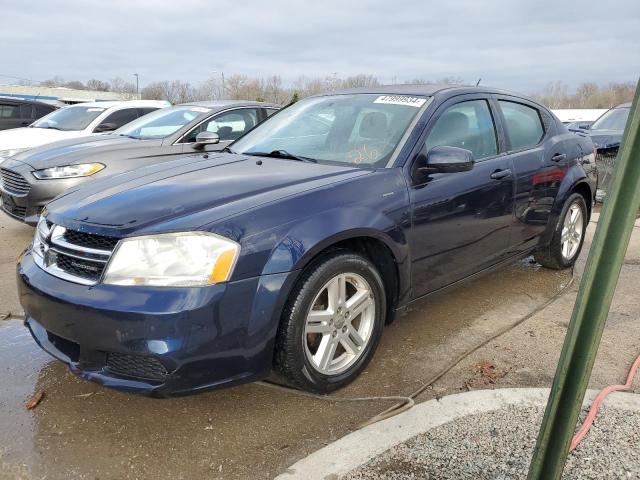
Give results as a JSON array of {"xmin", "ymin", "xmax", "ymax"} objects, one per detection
[
  {"xmin": 87, "ymin": 108, "xmax": 105, "ymax": 112},
  {"xmin": 374, "ymin": 95, "xmax": 426, "ymax": 108},
  {"xmin": 190, "ymin": 107, "xmax": 212, "ymax": 113}
]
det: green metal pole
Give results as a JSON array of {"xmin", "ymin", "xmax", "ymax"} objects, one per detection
[{"xmin": 528, "ymin": 78, "xmax": 640, "ymax": 479}]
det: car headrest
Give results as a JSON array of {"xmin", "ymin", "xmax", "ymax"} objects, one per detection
[
  {"xmin": 428, "ymin": 111, "xmax": 470, "ymax": 147},
  {"xmin": 359, "ymin": 112, "xmax": 388, "ymax": 139}
]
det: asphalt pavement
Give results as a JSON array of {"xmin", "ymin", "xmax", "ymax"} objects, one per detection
[{"xmin": 1, "ymin": 211, "xmax": 638, "ymax": 479}]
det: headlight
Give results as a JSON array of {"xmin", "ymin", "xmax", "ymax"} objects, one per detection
[
  {"xmin": 32, "ymin": 215, "xmax": 51, "ymax": 259},
  {"xmin": 0, "ymin": 148, "xmax": 28, "ymax": 158},
  {"xmin": 32, "ymin": 163, "xmax": 105, "ymax": 180},
  {"xmin": 102, "ymin": 232, "xmax": 240, "ymax": 287}
]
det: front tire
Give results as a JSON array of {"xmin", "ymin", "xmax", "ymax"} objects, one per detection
[
  {"xmin": 534, "ymin": 193, "xmax": 588, "ymax": 269},
  {"xmin": 274, "ymin": 252, "xmax": 386, "ymax": 393}
]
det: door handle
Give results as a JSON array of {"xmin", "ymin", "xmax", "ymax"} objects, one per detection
[
  {"xmin": 551, "ymin": 153, "xmax": 567, "ymax": 162},
  {"xmin": 490, "ymin": 168, "xmax": 512, "ymax": 180}
]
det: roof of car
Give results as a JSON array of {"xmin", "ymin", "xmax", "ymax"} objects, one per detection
[
  {"xmin": 319, "ymin": 83, "xmax": 533, "ymax": 99},
  {"xmin": 617, "ymin": 102, "xmax": 632, "ymax": 108},
  {"xmin": 178, "ymin": 100, "xmax": 280, "ymax": 109},
  {"xmin": 68, "ymin": 100, "xmax": 170, "ymax": 109},
  {"xmin": 0, "ymin": 96, "xmax": 57, "ymax": 107}
]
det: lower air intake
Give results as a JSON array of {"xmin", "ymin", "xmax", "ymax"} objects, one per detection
[{"xmin": 106, "ymin": 352, "xmax": 168, "ymax": 381}]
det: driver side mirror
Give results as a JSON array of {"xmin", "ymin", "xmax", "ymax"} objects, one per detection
[
  {"xmin": 93, "ymin": 122, "xmax": 118, "ymax": 133},
  {"xmin": 414, "ymin": 145, "xmax": 475, "ymax": 181},
  {"xmin": 193, "ymin": 131, "xmax": 220, "ymax": 149}
]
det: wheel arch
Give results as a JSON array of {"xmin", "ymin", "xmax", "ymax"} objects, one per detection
[
  {"xmin": 539, "ymin": 175, "xmax": 593, "ymax": 248},
  {"xmin": 263, "ymin": 221, "xmax": 410, "ymax": 325}
]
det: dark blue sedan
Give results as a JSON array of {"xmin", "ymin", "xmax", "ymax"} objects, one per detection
[{"xmin": 17, "ymin": 85, "xmax": 596, "ymax": 395}]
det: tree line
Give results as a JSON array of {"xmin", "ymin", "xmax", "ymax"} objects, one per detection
[{"xmin": 24, "ymin": 75, "xmax": 637, "ymax": 108}]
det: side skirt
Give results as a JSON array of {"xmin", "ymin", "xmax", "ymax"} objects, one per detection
[{"xmin": 397, "ymin": 247, "xmax": 537, "ymax": 311}]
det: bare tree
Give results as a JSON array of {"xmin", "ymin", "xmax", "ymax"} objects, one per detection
[
  {"xmin": 531, "ymin": 81, "xmax": 635, "ymax": 109},
  {"xmin": 86, "ymin": 79, "xmax": 111, "ymax": 92},
  {"xmin": 109, "ymin": 77, "xmax": 138, "ymax": 99},
  {"xmin": 39, "ymin": 76, "xmax": 67, "ymax": 88},
  {"xmin": 404, "ymin": 76, "xmax": 464, "ymax": 85},
  {"xmin": 339, "ymin": 74, "xmax": 380, "ymax": 88},
  {"xmin": 141, "ymin": 80, "xmax": 196, "ymax": 103}
]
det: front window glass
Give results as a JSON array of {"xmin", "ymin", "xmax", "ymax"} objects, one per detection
[
  {"xmin": 425, "ymin": 100, "xmax": 498, "ymax": 160},
  {"xmin": 182, "ymin": 109, "xmax": 258, "ymax": 143},
  {"xmin": 231, "ymin": 94, "xmax": 429, "ymax": 167},
  {"xmin": 0, "ymin": 104, "xmax": 19, "ymax": 118},
  {"xmin": 591, "ymin": 107, "xmax": 630, "ymax": 131},
  {"xmin": 116, "ymin": 106, "xmax": 210, "ymax": 140},
  {"xmin": 32, "ymin": 106, "xmax": 106, "ymax": 131}
]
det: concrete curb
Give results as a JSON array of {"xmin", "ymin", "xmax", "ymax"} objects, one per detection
[{"xmin": 276, "ymin": 387, "xmax": 640, "ymax": 480}]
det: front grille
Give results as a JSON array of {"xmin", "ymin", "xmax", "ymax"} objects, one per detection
[
  {"xmin": 33, "ymin": 222, "xmax": 119, "ymax": 286},
  {"xmin": 106, "ymin": 352, "xmax": 168, "ymax": 381},
  {"xmin": 56, "ymin": 252, "xmax": 106, "ymax": 282},
  {"xmin": 0, "ymin": 168, "xmax": 30, "ymax": 196},
  {"xmin": 63, "ymin": 229, "xmax": 120, "ymax": 251},
  {"xmin": 1, "ymin": 193, "xmax": 26, "ymax": 219}
]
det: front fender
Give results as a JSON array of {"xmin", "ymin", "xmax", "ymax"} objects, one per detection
[{"xmin": 262, "ymin": 206, "xmax": 409, "ymax": 275}]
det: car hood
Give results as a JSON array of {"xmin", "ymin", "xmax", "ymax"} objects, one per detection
[
  {"xmin": 0, "ymin": 127, "xmax": 88, "ymax": 151},
  {"xmin": 11, "ymin": 134, "xmax": 159, "ymax": 169},
  {"xmin": 589, "ymin": 129, "xmax": 623, "ymax": 150},
  {"xmin": 47, "ymin": 153, "xmax": 369, "ymax": 233}
]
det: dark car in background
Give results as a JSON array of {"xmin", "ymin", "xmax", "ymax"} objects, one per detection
[
  {"xmin": 588, "ymin": 102, "xmax": 632, "ymax": 201},
  {"xmin": 566, "ymin": 120, "xmax": 594, "ymax": 133},
  {"xmin": 17, "ymin": 85, "xmax": 596, "ymax": 396},
  {"xmin": 0, "ymin": 100, "xmax": 278, "ymax": 224},
  {"xmin": 0, "ymin": 97, "xmax": 57, "ymax": 131}
]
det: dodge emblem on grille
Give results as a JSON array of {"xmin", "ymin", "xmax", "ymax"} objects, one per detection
[{"xmin": 70, "ymin": 261, "xmax": 99, "ymax": 273}]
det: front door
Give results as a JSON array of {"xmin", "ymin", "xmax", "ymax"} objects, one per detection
[
  {"xmin": 179, "ymin": 108, "xmax": 262, "ymax": 152},
  {"xmin": 408, "ymin": 97, "xmax": 515, "ymax": 298}
]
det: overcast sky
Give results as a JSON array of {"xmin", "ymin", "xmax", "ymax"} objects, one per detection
[{"xmin": 1, "ymin": 0, "xmax": 638, "ymax": 93}]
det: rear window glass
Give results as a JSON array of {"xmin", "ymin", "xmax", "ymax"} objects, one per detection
[{"xmin": 499, "ymin": 101, "xmax": 544, "ymax": 151}]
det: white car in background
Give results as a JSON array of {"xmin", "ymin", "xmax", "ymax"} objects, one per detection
[{"xmin": 0, "ymin": 100, "xmax": 170, "ymax": 160}]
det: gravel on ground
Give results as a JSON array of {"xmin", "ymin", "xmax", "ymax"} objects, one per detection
[{"xmin": 343, "ymin": 404, "xmax": 640, "ymax": 480}]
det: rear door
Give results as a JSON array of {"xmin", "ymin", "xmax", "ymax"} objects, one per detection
[
  {"xmin": 408, "ymin": 94, "xmax": 515, "ymax": 297},
  {"xmin": 94, "ymin": 108, "xmax": 141, "ymax": 132},
  {"xmin": 495, "ymin": 97, "xmax": 560, "ymax": 253}
]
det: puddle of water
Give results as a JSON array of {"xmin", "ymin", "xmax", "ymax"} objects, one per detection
[{"xmin": 0, "ymin": 257, "xmax": 571, "ymax": 480}]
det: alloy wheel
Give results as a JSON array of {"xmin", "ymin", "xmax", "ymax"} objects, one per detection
[
  {"xmin": 561, "ymin": 202, "xmax": 584, "ymax": 261},
  {"xmin": 303, "ymin": 272, "xmax": 376, "ymax": 375}
]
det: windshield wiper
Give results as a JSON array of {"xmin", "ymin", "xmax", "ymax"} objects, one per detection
[{"xmin": 244, "ymin": 150, "xmax": 317, "ymax": 163}]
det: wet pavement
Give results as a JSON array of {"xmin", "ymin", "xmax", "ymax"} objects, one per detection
[{"xmin": 0, "ymin": 213, "xmax": 574, "ymax": 479}]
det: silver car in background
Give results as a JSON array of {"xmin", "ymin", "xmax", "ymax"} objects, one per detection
[{"xmin": 0, "ymin": 100, "xmax": 279, "ymax": 224}]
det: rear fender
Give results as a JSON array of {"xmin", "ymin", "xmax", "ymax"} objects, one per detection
[{"xmin": 538, "ymin": 166, "xmax": 593, "ymax": 247}]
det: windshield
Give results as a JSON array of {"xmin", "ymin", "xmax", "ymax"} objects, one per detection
[
  {"xmin": 116, "ymin": 106, "xmax": 210, "ymax": 139},
  {"xmin": 591, "ymin": 107, "xmax": 630, "ymax": 131},
  {"xmin": 231, "ymin": 94, "xmax": 429, "ymax": 167},
  {"xmin": 32, "ymin": 106, "xmax": 106, "ymax": 131}
]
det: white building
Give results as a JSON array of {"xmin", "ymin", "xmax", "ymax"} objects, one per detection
[{"xmin": 0, "ymin": 84, "xmax": 129, "ymax": 105}]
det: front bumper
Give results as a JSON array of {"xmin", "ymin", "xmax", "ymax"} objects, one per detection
[{"xmin": 17, "ymin": 249, "xmax": 295, "ymax": 396}]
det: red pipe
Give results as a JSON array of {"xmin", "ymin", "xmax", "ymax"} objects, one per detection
[{"xmin": 570, "ymin": 352, "xmax": 640, "ymax": 451}]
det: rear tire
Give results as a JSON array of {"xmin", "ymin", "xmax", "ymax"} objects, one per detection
[
  {"xmin": 274, "ymin": 252, "xmax": 386, "ymax": 393},
  {"xmin": 534, "ymin": 193, "xmax": 587, "ymax": 269}
]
